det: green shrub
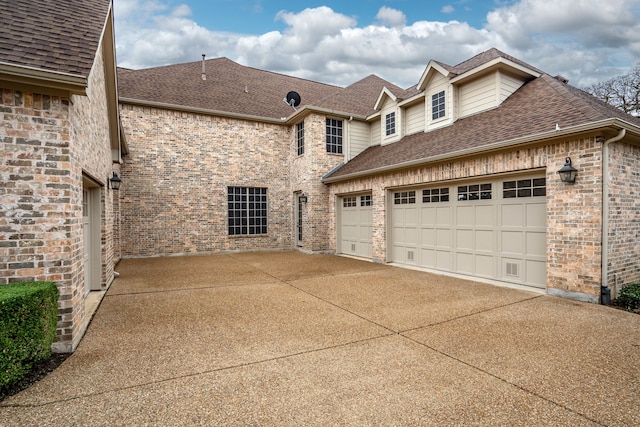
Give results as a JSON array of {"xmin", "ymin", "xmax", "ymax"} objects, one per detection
[
  {"xmin": 615, "ymin": 283, "xmax": 640, "ymax": 311},
  {"xmin": 0, "ymin": 282, "xmax": 58, "ymax": 391}
]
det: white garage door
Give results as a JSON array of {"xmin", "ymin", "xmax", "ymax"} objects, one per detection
[
  {"xmin": 339, "ymin": 194, "xmax": 373, "ymax": 258},
  {"xmin": 391, "ymin": 176, "xmax": 546, "ymax": 288}
]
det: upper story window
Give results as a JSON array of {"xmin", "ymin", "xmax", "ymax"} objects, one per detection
[
  {"xmin": 432, "ymin": 90, "xmax": 446, "ymax": 120},
  {"xmin": 296, "ymin": 121, "xmax": 304, "ymax": 156},
  {"xmin": 228, "ymin": 187, "xmax": 268, "ymax": 236},
  {"xmin": 385, "ymin": 112, "xmax": 396, "ymax": 136},
  {"xmin": 326, "ymin": 118, "xmax": 343, "ymax": 154}
]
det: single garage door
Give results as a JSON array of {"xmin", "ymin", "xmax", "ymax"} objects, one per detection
[
  {"xmin": 391, "ymin": 175, "xmax": 546, "ymax": 288},
  {"xmin": 338, "ymin": 194, "xmax": 373, "ymax": 258}
]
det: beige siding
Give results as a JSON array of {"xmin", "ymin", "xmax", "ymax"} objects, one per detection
[
  {"xmin": 499, "ymin": 72, "xmax": 525, "ymax": 103},
  {"xmin": 426, "ymin": 73, "xmax": 452, "ymax": 130},
  {"xmin": 404, "ymin": 102, "xmax": 425, "ymax": 135},
  {"xmin": 370, "ymin": 119, "xmax": 381, "ymax": 146},
  {"xmin": 459, "ymin": 73, "xmax": 498, "ymax": 118},
  {"xmin": 348, "ymin": 120, "xmax": 370, "ymax": 160}
]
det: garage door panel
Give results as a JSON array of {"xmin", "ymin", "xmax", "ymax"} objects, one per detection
[
  {"xmin": 502, "ymin": 258, "xmax": 523, "ymax": 281},
  {"xmin": 456, "ymin": 229, "xmax": 474, "ymax": 250},
  {"xmin": 421, "ymin": 228, "xmax": 435, "ymax": 247},
  {"xmin": 475, "ymin": 254, "xmax": 494, "ymax": 277},
  {"xmin": 436, "ymin": 207, "xmax": 452, "ymax": 226},
  {"xmin": 501, "ymin": 204, "xmax": 523, "ymax": 227},
  {"xmin": 501, "ymin": 231, "xmax": 523, "ymax": 254},
  {"xmin": 339, "ymin": 195, "xmax": 373, "ymax": 259},
  {"xmin": 475, "ymin": 205, "xmax": 494, "ymax": 226},
  {"xmin": 457, "ymin": 206, "xmax": 474, "ymax": 226},
  {"xmin": 475, "ymin": 230, "xmax": 494, "ymax": 252},
  {"xmin": 526, "ymin": 203, "xmax": 546, "ymax": 227},
  {"xmin": 436, "ymin": 228, "xmax": 452, "ymax": 248},
  {"xmin": 437, "ymin": 250, "xmax": 453, "ymax": 270},
  {"xmin": 526, "ymin": 231, "xmax": 545, "ymax": 256},
  {"xmin": 420, "ymin": 207, "xmax": 436, "ymax": 225},
  {"xmin": 456, "ymin": 252, "xmax": 474, "ymax": 274},
  {"xmin": 526, "ymin": 260, "xmax": 546, "ymax": 286}
]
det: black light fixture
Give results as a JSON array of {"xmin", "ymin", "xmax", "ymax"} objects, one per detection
[
  {"xmin": 108, "ymin": 172, "xmax": 122, "ymax": 190},
  {"xmin": 299, "ymin": 193, "xmax": 308, "ymax": 203},
  {"xmin": 557, "ymin": 157, "xmax": 577, "ymax": 183}
]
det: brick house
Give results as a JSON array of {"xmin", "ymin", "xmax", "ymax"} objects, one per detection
[
  {"xmin": 119, "ymin": 48, "xmax": 640, "ymax": 305},
  {"xmin": 0, "ymin": 0, "xmax": 124, "ymax": 352},
  {"xmin": 3, "ymin": 2, "xmax": 640, "ymax": 353}
]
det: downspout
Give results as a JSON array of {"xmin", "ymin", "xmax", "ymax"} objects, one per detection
[{"xmin": 601, "ymin": 128, "xmax": 626, "ymax": 304}]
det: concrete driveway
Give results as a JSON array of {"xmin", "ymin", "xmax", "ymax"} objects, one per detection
[{"xmin": 1, "ymin": 251, "xmax": 639, "ymax": 426}]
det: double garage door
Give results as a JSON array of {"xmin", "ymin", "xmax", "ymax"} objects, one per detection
[{"xmin": 391, "ymin": 175, "xmax": 547, "ymax": 288}]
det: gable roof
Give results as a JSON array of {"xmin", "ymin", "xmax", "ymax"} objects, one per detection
[
  {"xmin": 324, "ymin": 74, "xmax": 640, "ymax": 182},
  {"xmin": 0, "ymin": 0, "xmax": 111, "ymax": 78},
  {"xmin": 118, "ymin": 58, "xmax": 342, "ymax": 121}
]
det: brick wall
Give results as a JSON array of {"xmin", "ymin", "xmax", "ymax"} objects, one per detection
[
  {"xmin": 328, "ymin": 134, "xmax": 607, "ymax": 301},
  {"xmin": 290, "ymin": 113, "xmax": 344, "ymax": 252},
  {"xmin": 0, "ymin": 39, "xmax": 118, "ymax": 352},
  {"xmin": 607, "ymin": 141, "xmax": 640, "ymax": 296},
  {"xmin": 119, "ymin": 104, "xmax": 294, "ymax": 256}
]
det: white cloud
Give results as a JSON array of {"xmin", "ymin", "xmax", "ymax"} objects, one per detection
[
  {"xmin": 441, "ymin": 5, "xmax": 455, "ymax": 14},
  {"xmin": 113, "ymin": 0, "xmax": 640, "ymax": 88},
  {"xmin": 375, "ymin": 6, "xmax": 407, "ymax": 28}
]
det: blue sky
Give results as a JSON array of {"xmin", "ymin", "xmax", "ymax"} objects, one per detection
[{"xmin": 113, "ymin": 0, "xmax": 640, "ymax": 88}]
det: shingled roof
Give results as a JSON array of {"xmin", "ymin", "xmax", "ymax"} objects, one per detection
[
  {"xmin": 118, "ymin": 58, "xmax": 345, "ymax": 121},
  {"xmin": 325, "ymin": 74, "xmax": 640, "ymax": 180},
  {"xmin": 0, "ymin": 0, "xmax": 111, "ymax": 77}
]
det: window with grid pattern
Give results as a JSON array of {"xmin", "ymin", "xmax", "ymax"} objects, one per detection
[
  {"xmin": 503, "ymin": 178, "xmax": 546, "ymax": 198},
  {"xmin": 432, "ymin": 90, "xmax": 445, "ymax": 120},
  {"xmin": 296, "ymin": 121, "xmax": 304, "ymax": 155},
  {"xmin": 228, "ymin": 187, "xmax": 267, "ymax": 235},
  {"xmin": 343, "ymin": 196, "xmax": 357, "ymax": 207},
  {"xmin": 360, "ymin": 195, "xmax": 372, "ymax": 206},
  {"xmin": 422, "ymin": 187, "xmax": 449, "ymax": 203},
  {"xmin": 394, "ymin": 191, "xmax": 416, "ymax": 205},
  {"xmin": 385, "ymin": 112, "xmax": 396, "ymax": 136},
  {"xmin": 326, "ymin": 118, "xmax": 343, "ymax": 154}
]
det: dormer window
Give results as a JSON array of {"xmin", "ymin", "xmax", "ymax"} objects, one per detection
[
  {"xmin": 385, "ymin": 112, "xmax": 396, "ymax": 136},
  {"xmin": 432, "ymin": 90, "xmax": 445, "ymax": 120}
]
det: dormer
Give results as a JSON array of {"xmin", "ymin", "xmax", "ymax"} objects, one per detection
[
  {"xmin": 374, "ymin": 86, "xmax": 401, "ymax": 145},
  {"xmin": 417, "ymin": 61, "xmax": 455, "ymax": 131},
  {"xmin": 416, "ymin": 50, "xmax": 542, "ymax": 131}
]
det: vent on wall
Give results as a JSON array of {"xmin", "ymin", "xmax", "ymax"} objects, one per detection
[
  {"xmin": 506, "ymin": 262, "xmax": 519, "ymax": 277},
  {"xmin": 351, "ymin": 244, "xmax": 356, "ymax": 252},
  {"xmin": 407, "ymin": 250, "xmax": 415, "ymax": 261}
]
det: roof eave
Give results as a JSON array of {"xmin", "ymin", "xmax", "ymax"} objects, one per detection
[
  {"xmin": 322, "ymin": 118, "xmax": 640, "ymax": 184},
  {"xmin": 0, "ymin": 62, "xmax": 87, "ymax": 94},
  {"xmin": 283, "ymin": 105, "xmax": 368, "ymax": 124},
  {"xmin": 450, "ymin": 58, "xmax": 540, "ymax": 85},
  {"xmin": 119, "ymin": 97, "xmax": 289, "ymax": 125}
]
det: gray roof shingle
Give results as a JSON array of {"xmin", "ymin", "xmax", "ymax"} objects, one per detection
[{"xmin": 0, "ymin": 0, "xmax": 111, "ymax": 77}]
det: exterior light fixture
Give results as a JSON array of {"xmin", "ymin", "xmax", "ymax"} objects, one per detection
[
  {"xmin": 557, "ymin": 157, "xmax": 577, "ymax": 183},
  {"xmin": 108, "ymin": 172, "xmax": 122, "ymax": 190},
  {"xmin": 299, "ymin": 193, "xmax": 308, "ymax": 203}
]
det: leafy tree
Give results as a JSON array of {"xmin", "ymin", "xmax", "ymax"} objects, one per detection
[{"xmin": 584, "ymin": 64, "xmax": 640, "ymax": 117}]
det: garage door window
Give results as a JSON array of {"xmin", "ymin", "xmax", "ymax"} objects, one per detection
[
  {"xmin": 423, "ymin": 187, "xmax": 449, "ymax": 203},
  {"xmin": 361, "ymin": 195, "xmax": 372, "ymax": 206},
  {"xmin": 394, "ymin": 191, "xmax": 416, "ymax": 204},
  {"xmin": 503, "ymin": 178, "xmax": 546, "ymax": 198},
  {"xmin": 457, "ymin": 184, "xmax": 492, "ymax": 201},
  {"xmin": 343, "ymin": 196, "xmax": 357, "ymax": 207}
]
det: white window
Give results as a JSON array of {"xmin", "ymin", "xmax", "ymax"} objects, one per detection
[
  {"xmin": 385, "ymin": 112, "xmax": 396, "ymax": 136},
  {"xmin": 296, "ymin": 121, "xmax": 304, "ymax": 155},
  {"xmin": 432, "ymin": 91, "xmax": 445, "ymax": 120}
]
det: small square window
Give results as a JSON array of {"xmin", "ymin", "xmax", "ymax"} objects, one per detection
[{"xmin": 360, "ymin": 195, "xmax": 372, "ymax": 207}]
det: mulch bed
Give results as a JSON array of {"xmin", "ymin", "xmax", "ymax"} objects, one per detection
[{"xmin": 0, "ymin": 353, "xmax": 69, "ymax": 402}]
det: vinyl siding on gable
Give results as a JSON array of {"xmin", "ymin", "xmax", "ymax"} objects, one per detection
[
  {"xmin": 404, "ymin": 102, "xmax": 425, "ymax": 135},
  {"xmin": 499, "ymin": 71, "xmax": 526, "ymax": 103},
  {"xmin": 370, "ymin": 119, "xmax": 381, "ymax": 146},
  {"xmin": 348, "ymin": 120, "xmax": 370, "ymax": 160},
  {"xmin": 458, "ymin": 73, "xmax": 497, "ymax": 118}
]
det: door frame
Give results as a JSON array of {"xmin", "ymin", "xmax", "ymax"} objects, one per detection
[{"xmin": 82, "ymin": 177, "xmax": 102, "ymax": 295}]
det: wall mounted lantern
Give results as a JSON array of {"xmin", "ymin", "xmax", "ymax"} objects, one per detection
[
  {"xmin": 557, "ymin": 157, "xmax": 577, "ymax": 184},
  {"xmin": 108, "ymin": 172, "xmax": 122, "ymax": 190},
  {"xmin": 299, "ymin": 193, "xmax": 308, "ymax": 203}
]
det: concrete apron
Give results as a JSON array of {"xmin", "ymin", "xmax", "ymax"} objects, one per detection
[{"xmin": 1, "ymin": 251, "xmax": 639, "ymax": 426}]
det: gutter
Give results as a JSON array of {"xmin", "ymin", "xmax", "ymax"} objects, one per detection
[
  {"xmin": 323, "ymin": 118, "xmax": 640, "ymax": 183},
  {"xmin": 0, "ymin": 62, "xmax": 87, "ymax": 94},
  {"xmin": 601, "ymin": 128, "xmax": 627, "ymax": 304}
]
